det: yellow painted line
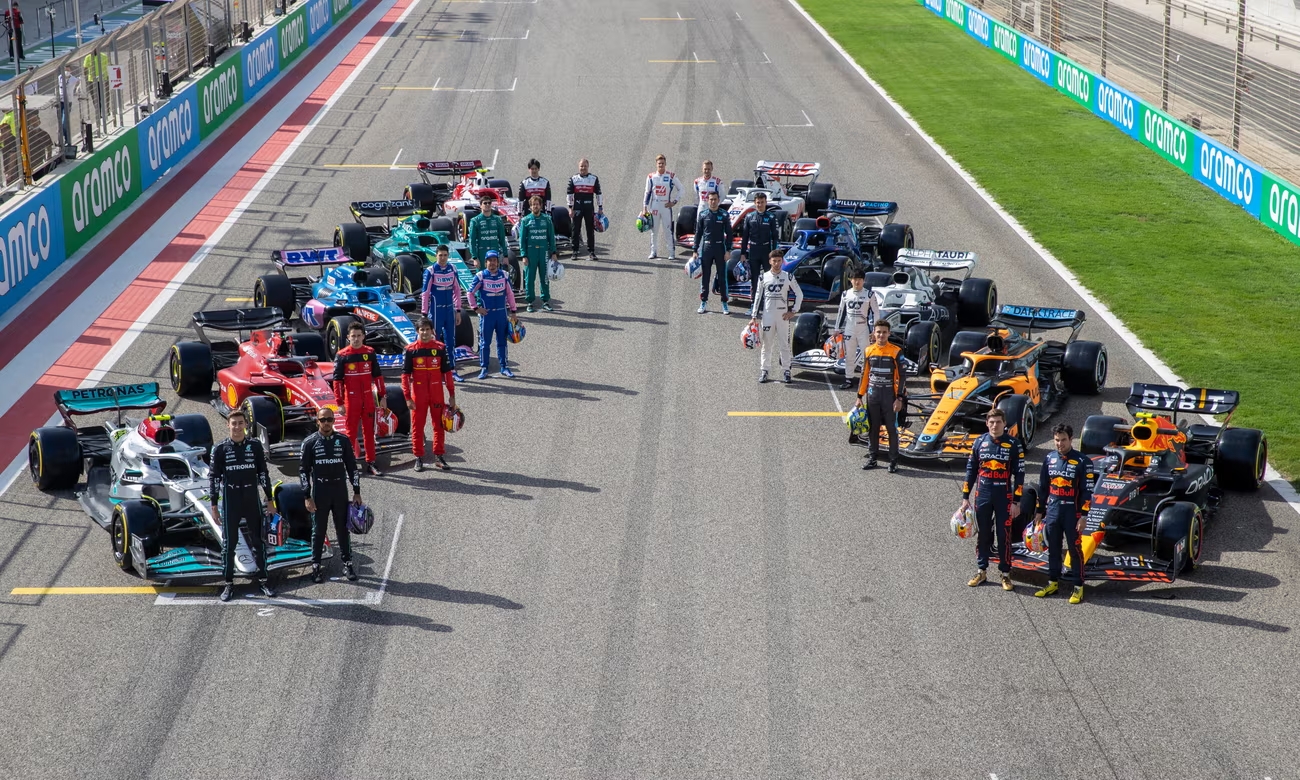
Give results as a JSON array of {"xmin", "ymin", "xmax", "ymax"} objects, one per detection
[
  {"xmin": 648, "ymin": 60, "xmax": 716, "ymax": 63},
  {"xmin": 321, "ymin": 163, "xmax": 418, "ymax": 168},
  {"xmin": 12, "ymin": 586, "xmax": 217, "ymax": 595},
  {"xmin": 661, "ymin": 122, "xmax": 747, "ymax": 126},
  {"xmin": 727, "ymin": 412, "xmax": 845, "ymax": 417},
  {"xmin": 224, "ymin": 297, "xmax": 254, "ymax": 302}
]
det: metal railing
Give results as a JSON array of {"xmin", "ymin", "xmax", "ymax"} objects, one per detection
[
  {"xmin": 973, "ymin": 0, "xmax": 1300, "ymax": 179},
  {"xmin": 0, "ymin": 0, "xmax": 290, "ymax": 199}
]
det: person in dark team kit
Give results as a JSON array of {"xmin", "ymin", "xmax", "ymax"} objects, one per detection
[
  {"xmin": 961, "ymin": 408, "xmax": 1025, "ymax": 591},
  {"xmin": 209, "ymin": 410, "xmax": 276, "ymax": 602},
  {"xmin": 738, "ymin": 190, "xmax": 782, "ymax": 291},
  {"xmin": 693, "ymin": 190, "xmax": 733, "ymax": 314},
  {"xmin": 566, "ymin": 158, "xmax": 603, "ymax": 260},
  {"xmin": 299, "ymin": 409, "xmax": 362, "ymax": 583},
  {"xmin": 1033, "ymin": 424, "xmax": 1095, "ymax": 604}
]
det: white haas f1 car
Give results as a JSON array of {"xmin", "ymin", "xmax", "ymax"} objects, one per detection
[
  {"xmin": 27, "ymin": 382, "xmax": 320, "ymax": 580},
  {"xmin": 675, "ymin": 161, "xmax": 838, "ymax": 249}
]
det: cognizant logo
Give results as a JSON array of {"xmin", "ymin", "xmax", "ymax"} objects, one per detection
[
  {"xmin": 70, "ymin": 146, "xmax": 133, "ymax": 232},
  {"xmin": 1056, "ymin": 59, "xmax": 1090, "ymax": 103},
  {"xmin": 1267, "ymin": 183, "xmax": 1299, "ymax": 239},
  {"xmin": 1143, "ymin": 112, "xmax": 1188, "ymax": 165},
  {"xmin": 1199, "ymin": 144, "xmax": 1254, "ymax": 205},
  {"xmin": 1095, "ymin": 82, "xmax": 1134, "ymax": 132},
  {"xmin": 202, "ymin": 66, "xmax": 239, "ymax": 124},
  {"xmin": 147, "ymin": 99, "xmax": 194, "ymax": 171},
  {"xmin": 246, "ymin": 36, "xmax": 276, "ymax": 88},
  {"xmin": 0, "ymin": 205, "xmax": 52, "ymax": 297},
  {"xmin": 281, "ymin": 14, "xmax": 305, "ymax": 54}
]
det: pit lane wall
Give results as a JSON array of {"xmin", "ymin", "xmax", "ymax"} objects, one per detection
[
  {"xmin": 916, "ymin": 0, "xmax": 1300, "ymax": 249},
  {"xmin": 0, "ymin": 0, "xmax": 365, "ymax": 315}
]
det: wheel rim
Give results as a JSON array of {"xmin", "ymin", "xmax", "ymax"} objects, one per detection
[
  {"xmin": 1189, "ymin": 512, "xmax": 1204, "ymax": 563},
  {"xmin": 27, "ymin": 436, "xmax": 40, "ymax": 479},
  {"xmin": 327, "ymin": 324, "xmax": 341, "ymax": 357},
  {"xmin": 1021, "ymin": 405, "xmax": 1035, "ymax": 446},
  {"xmin": 1256, "ymin": 440, "xmax": 1267, "ymax": 486},
  {"xmin": 254, "ymin": 282, "xmax": 266, "ymax": 308},
  {"xmin": 112, "ymin": 512, "xmax": 126, "ymax": 565},
  {"xmin": 333, "ymin": 228, "xmax": 342, "ymax": 247},
  {"xmin": 1095, "ymin": 350, "xmax": 1109, "ymax": 389},
  {"xmin": 987, "ymin": 285, "xmax": 998, "ymax": 321},
  {"xmin": 929, "ymin": 328, "xmax": 940, "ymax": 367},
  {"xmin": 169, "ymin": 349, "xmax": 182, "ymax": 392}
]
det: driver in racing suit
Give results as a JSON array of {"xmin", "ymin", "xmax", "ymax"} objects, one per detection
[
  {"xmin": 738, "ymin": 191, "xmax": 783, "ymax": 293},
  {"xmin": 643, "ymin": 154, "xmax": 682, "ymax": 260},
  {"xmin": 209, "ymin": 410, "xmax": 276, "ymax": 602},
  {"xmin": 299, "ymin": 409, "xmax": 361, "ymax": 583},
  {"xmin": 468, "ymin": 250, "xmax": 519, "ymax": 379},
  {"xmin": 693, "ymin": 191, "xmax": 733, "ymax": 314},
  {"xmin": 519, "ymin": 158, "xmax": 552, "ymax": 210},
  {"xmin": 834, "ymin": 268, "xmax": 878, "ymax": 390},
  {"xmin": 419, "ymin": 244, "xmax": 466, "ymax": 383},
  {"xmin": 333, "ymin": 320, "xmax": 386, "ymax": 477},
  {"xmin": 961, "ymin": 408, "xmax": 1025, "ymax": 591},
  {"xmin": 468, "ymin": 194, "xmax": 509, "ymax": 271},
  {"xmin": 402, "ymin": 317, "xmax": 457, "ymax": 472},
  {"xmin": 750, "ymin": 249, "xmax": 803, "ymax": 384},
  {"xmin": 694, "ymin": 160, "xmax": 722, "ymax": 204},
  {"xmin": 518, "ymin": 196, "xmax": 558, "ymax": 312},
  {"xmin": 1033, "ymin": 423, "xmax": 1094, "ymax": 604},
  {"xmin": 567, "ymin": 158, "xmax": 603, "ymax": 261}
]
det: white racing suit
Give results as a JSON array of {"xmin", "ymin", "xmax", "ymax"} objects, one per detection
[
  {"xmin": 835, "ymin": 288, "xmax": 879, "ymax": 381},
  {"xmin": 643, "ymin": 171, "xmax": 682, "ymax": 257},
  {"xmin": 750, "ymin": 270, "xmax": 804, "ymax": 373}
]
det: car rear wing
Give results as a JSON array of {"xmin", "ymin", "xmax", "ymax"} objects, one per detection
[
  {"xmin": 53, "ymin": 382, "xmax": 166, "ymax": 420},
  {"xmin": 416, "ymin": 159, "xmax": 484, "ymax": 179},
  {"xmin": 1126, "ymin": 383, "xmax": 1240, "ymax": 418},
  {"xmin": 993, "ymin": 304, "xmax": 1085, "ymax": 331},
  {"xmin": 895, "ymin": 249, "xmax": 977, "ymax": 278},
  {"xmin": 271, "ymin": 246, "xmax": 352, "ymax": 269},
  {"xmin": 754, "ymin": 161, "xmax": 820, "ymax": 179},
  {"xmin": 192, "ymin": 307, "xmax": 285, "ymax": 333},
  {"xmin": 349, "ymin": 199, "xmax": 419, "ymax": 221},
  {"xmin": 827, "ymin": 198, "xmax": 898, "ymax": 218}
]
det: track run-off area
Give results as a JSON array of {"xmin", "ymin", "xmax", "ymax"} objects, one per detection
[{"xmin": 0, "ymin": 1, "xmax": 1297, "ymax": 778}]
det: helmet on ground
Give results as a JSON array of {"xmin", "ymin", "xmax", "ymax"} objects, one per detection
[
  {"xmin": 265, "ymin": 513, "xmax": 288, "ymax": 547},
  {"xmin": 846, "ymin": 406, "xmax": 870, "ymax": 436},
  {"xmin": 951, "ymin": 506, "xmax": 976, "ymax": 539},
  {"xmin": 1023, "ymin": 519, "xmax": 1048, "ymax": 553},
  {"xmin": 548, "ymin": 259, "xmax": 565, "ymax": 282},
  {"xmin": 595, "ymin": 213, "xmax": 609, "ymax": 233},
  {"xmin": 442, "ymin": 407, "xmax": 465, "ymax": 433},
  {"xmin": 347, "ymin": 502, "xmax": 375, "ymax": 535},
  {"xmin": 732, "ymin": 260, "xmax": 749, "ymax": 283},
  {"xmin": 742, "ymin": 321, "xmax": 760, "ymax": 350},
  {"xmin": 508, "ymin": 320, "xmax": 526, "ymax": 343},
  {"xmin": 452, "ymin": 345, "xmax": 475, "ymax": 364},
  {"xmin": 375, "ymin": 407, "xmax": 399, "ymax": 438},
  {"xmin": 685, "ymin": 257, "xmax": 702, "ymax": 279},
  {"xmin": 823, "ymin": 332, "xmax": 846, "ymax": 361},
  {"xmin": 636, "ymin": 212, "xmax": 654, "ymax": 232}
]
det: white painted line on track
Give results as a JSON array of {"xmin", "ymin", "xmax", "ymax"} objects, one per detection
[
  {"xmin": 773, "ymin": 110, "xmax": 814, "ymax": 128},
  {"xmin": 486, "ymin": 28, "xmax": 528, "ymax": 40},
  {"xmin": 390, "ymin": 147, "xmax": 404, "ymax": 169},
  {"xmin": 762, "ymin": 51, "xmax": 772, "ymax": 64},
  {"xmin": 786, "ymin": 0, "xmax": 1300, "ymax": 518},
  {"xmin": 821, "ymin": 371, "xmax": 844, "ymax": 414},
  {"xmin": 491, "ymin": 148, "xmax": 499, "ymax": 170},
  {"xmin": 154, "ymin": 514, "xmax": 404, "ymax": 607}
]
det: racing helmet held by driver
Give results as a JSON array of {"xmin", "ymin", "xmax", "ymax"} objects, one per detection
[
  {"xmin": 950, "ymin": 506, "xmax": 976, "ymax": 539},
  {"xmin": 595, "ymin": 213, "xmax": 610, "ymax": 233},
  {"xmin": 846, "ymin": 406, "xmax": 871, "ymax": 436},
  {"xmin": 684, "ymin": 257, "xmax": 703, "ymax": 280},
  {"xmin": 375, "ymin": 407, "xmax": 399, "ymax": 438},
  {"xmin": 742, "ymin": 321, "xmax": 760, "ymax": 350},
  {"xmin": 823, "ymin": 332, "xmax": 846, "ymax": 361},
  {"xmin": 548, "ymin": 259, "xmax": 565, "ymax": 282},
  {"xmin": 1023, "ymin": 519, "xmax": 1047, "ymax": 553},
  {"xmin": 347, "ymin": 503, "xmax": 375, "ymax": 535},
  {"xmin": 507, "ymin": 320, "xmax": 526, "ymax": 344},
  {"xmin": 442, "ymin": 407, "xmax": 465, "ymax": 433},
  {"xmin": 635, "ymin": 212, "xmax": 654, "ymax": 232}
]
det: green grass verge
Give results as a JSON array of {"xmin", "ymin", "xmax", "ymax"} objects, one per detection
[{"xmin": 799, "ymin": 0, "xmax": 1300, "ymax": 486}]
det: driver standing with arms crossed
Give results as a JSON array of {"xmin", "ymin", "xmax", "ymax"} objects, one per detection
[{"xmin": 210, "ymin": 410, "xmax": 276, "ymax": 602}]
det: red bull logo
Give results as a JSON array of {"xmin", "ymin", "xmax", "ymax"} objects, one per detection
[{"xmin": 979, "ymin": 459, "xmax": 1009, "ymax": 479}]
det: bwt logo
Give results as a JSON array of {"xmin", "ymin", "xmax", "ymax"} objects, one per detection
[
  {"xmin": 202, "ymin": 67, "xmax": 239, "ymax": 124},
  {"xmin": 146, "ymin": 99, "xmax": 194, "ymax": 170},
  {"xmin": 281, "ymin": 14, "xmax": 305, "ymax": 53},
  {"xmin": 1096, "ymin": 82, "xmax": 1134, "ymax": 131},
  {"xmin": 993, "ymin": 26, "xmax": 1018, "ymax": 58},
  {"xmin": 967, "ymin": 12, "xmax": 989, "ymax": 42},
  {"xmin": 71, "ymin": 146, "xmax": 133, "ymax": 232},
  {"xmin": 1143, "ymin": 112, "xmax": 1188, "ymax": 165},
  {"xmin": 308, "ymin": 0, "xmax": 329, "ymax": 34},
  {"xmin": 0, "ymin": 205, "xmax": 52, "ymax": 297},
  {"xmin": 945, "ymin": 0, "xmax": 964, "ymax": 25},
  {"xmin": 246, "ymin": 37, "xmax": 276, "ymax": 87},
  {"xmin": 1056, "ymin": 59, "xmax": 1089, "ymax": 102},
  {"xmin": 1267, "ymin": 183, "xmax": 1299, "ymax": 239},
  {"xmin": 1199, "ymin": 144, "xmax": 1254, "ymax": 205},
  {"xmin": 1022, "ymin": 41, "xmax": 1051, "ymax": 80}
]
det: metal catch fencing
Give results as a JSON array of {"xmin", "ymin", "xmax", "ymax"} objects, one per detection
[
  {"xmin": 0, "ymin": 0, "xmax": 292, "ymax": 199},
  {"xmin": 973, "ymin": 0, "xmax": 1300, "ymax": 180}
]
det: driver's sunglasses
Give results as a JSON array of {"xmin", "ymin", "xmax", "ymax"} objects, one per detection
[{"xmin": 318, "ymin": 416, "xmax": 335, "ymax": 425}]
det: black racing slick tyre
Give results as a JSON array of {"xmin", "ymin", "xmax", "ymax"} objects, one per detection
[
  {"xmin": 289, "ymin": 332, "xmax": 329, "ymax": 363},
  {"xmin": 675, "ymin": 206, "xmax": 697, "ymax": 240},
  {"xmin": 728, "ymin": 179, "xmax": 754, "ymax": 195},
  {"xmin": 454, "ymin": 314, "xmax": 475, "ymax": 348},
  {"xmin": 1215, "ymin": 427, "xmax": 1267, "ymax": 491},
  {"xmin": 325, "ymin": 315, "xmax": 360, "ymax": 359},
  {"xmin": 392, "ymin": 253, "xmax": 424, "ymax": 294},
  {"xmin": 806, "ymin": 182, "xmax": 835, "ymax": 218},
  {"xmin": 793, "ymin": 217, "xmax": 818, "ymax": 233},
  {"xmin": 169, "ymin": 341, "xmax": 214, "ymax": 397},
  {"xmin": 1080, "ymin": 415, "xmax": 1125, "ymax": 457},
  {"xmin": 863, "ymin": 271, "xmax": 892, "ymax": 292},
  {"xmin": 112, "ymin": 500, "xmax": 163, "ymax": 573},
  {"xmin": 904, "ymin": 321, "xmax": 940, "ymax": 368},
  {"xmin": 254, "ymin": 273, "xmax": 296, "ymax": 321},
  {"xmin": 957, "ymin": 277, "xmax": 997, "ymax": 327},
  {"xmin": 791, "ymin": 311, "xmax": 825, "ymax": 357},
  {"xmin": 1062, "ymin": 340, "xmax": 1108, "ymax": 395},
  {"xmin": 997, "ymin": 394, "xmax": 1036, "ymax": 449},
  {"xmin": 948, "ymin": 330, "xmax": 987, "ymax": 367},
  {"xmin": 334, "ymin": 222, "xmax": 371, "ymax": 263},
  {"xmin": 170, "ymin": 414, "xmax": 214, "ymax": 455},
  {"xmin": 549, "ymin": 207, "xmax": 572, "ymax": 240},
  {"xmin": 272, "ymin": 482, "xmax": 313, "ymax": 541},
  {"xmin": 428, "ymin": 216, "xmax": 457, "ymax": 240},
  {"xmin": 29, "ymin": 426, "xmax": 82, "ymax": 491},
  {"xmin": 404, "ymin": 183, "xmax": 437, "ymax": 213},
  {"xmin": 879, "ymin": 223, "xmax": 914, "ymax": 266},
  {"xmin": 1153, "ymin": 501, "xmax": 1203, "ymax": 573},
  {"xmin": 384, "ymin": 386, "xmax": 411, "ymax": 437},
  {"xmin": 243, "ymin": 394, "xmax": 284, "ymax": 446}
]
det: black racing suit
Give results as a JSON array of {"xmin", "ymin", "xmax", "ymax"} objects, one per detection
[
  {"xmin": 566, "ymin": 172, "xmax": 602, "ymax": 256},
  {"xmin": 739, "ymin": 208, "xmax": 783, "ymax": 289},
  {"xmin": 1037, "ymin": 448, "xmax": 1094, "ymax": 585},
  {"xmin": 963, "ymin": 433, "xmax": 1025, "ymax": 573},
  {"xmin": 300, "ymin": 430, "xmax": 361, "ymax": 566},
  {"xmin": 209, "ymin": 437, "xmax": 274, "ymax": 581},
  {"xmin": 693, "ymin": 206, "xmax": 733, "ymax": 303}
]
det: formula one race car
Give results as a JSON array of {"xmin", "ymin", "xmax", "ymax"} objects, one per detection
[
  {"xmin": 856, "ymin": 304, "xmax": 1108, "ymax": 458},
  {"xmin": 27, "ymin": 382, "xmax": 319, "ymax": 580},
  {"xmin": 725, "ymin": 212, "xmax": 871, "ymax": 308},
  {"xmin": 870, "ymin": 249, "xmax": 997, "ymax": 345},
  {"xmin": 168, "ymin": 307, "xmax": 413, "ymax": 461},
  {"xmin": 820, "ymin": 198, "xmax": 915, "ymax": 267},
  {"xmin": 332, "ymin": 199, "xmax": 473, "ymax": 293},
  {"xmin": 251, "ymin": 246, "xmax": 476, "ymax": 368},
  {"xmin": 675, "ymin": 160, "xmax": 835, "ymax": 251},
  {"xmin": 1011, "ymin": 383, "xmax": 1267, "ymax": 584}
]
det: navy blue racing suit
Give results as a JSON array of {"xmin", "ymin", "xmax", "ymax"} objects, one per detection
[
  {"xmin": 468, "ymin": 268, "xmax": 517, "ymax": 372},
  {"xmin": 694, "ymin": 206, "xmax": 733, "ymax": 303},
  {"xmin": 420, "ymin": 262, "xmax": 465, "ymax": 357},
  {"xmin": 963, "ymin": 432, "xmax": 1025, "ymax": 573},
  {"xmin": 1037, "ymin": 448, "xmax": 1094, "ymax": 586}
]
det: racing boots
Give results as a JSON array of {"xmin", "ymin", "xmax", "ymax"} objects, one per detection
[
  {"xmin": 366, "ymin": 462, "xmax": 382, "ymax": 477},
  {"xmin": 256, "ymin": 579, "xmax": 275, "ymax": 598},
  {"xmin": 414, "ymin": 458, "xmax": 425, "ymax": 473},
  {"xmin": 1034, "ymin": 581, "xmax": 1059, "ymax": 598},
  {"xmin": 526, "ymin": 304, "xmax": 535, "ymax": 313},
  {"xmin": 967, "ymin": 570, "xmax": 987, "ymax": 587},
  {"xmin": 840, "ymin": 379, "xmax": 856, "ymax": 390},
  {"xmin": 477, "ymin": 369, "xmax": 490, "ymax": 380},
  {"xmin": 1069, "ymin": 586, "xmax": 1085, "ymax": 605},
  {"xmin": 219, "ymin": 581, "xmax": 235, "ymax": 602},
  {"xmin": 863, "ymin": 457, "xmax": 878, "ymax": 470},
  {"xmin": 343, "ymin": 561, "xmax": 358, "ymax": 582},
  {"xmin": 721, "ymin": 303, "xmax": 731, "ymax": 316},
  {"xmin": 888, "ymin": 461, "xmax": 899, "ymax": 474},
  {"xmin": 758, "ymin": 370, "xmax": 769, "ymax": 384},
  {"xmin": 311, "ymin": 565, "xmax": 326, "ymax": 584},
  {"xmin": 434, "ymin": 455, "xmax": 452, "ymax": 471},
  {"xmin": 1001, "ymin": 574, "xmax": 1014, "ymax": 592},
  {"xmin": 500, "ymin": 367, "xmax": 516, "ymax": 379},
  {"xmin": 542, "ymin": 302, "xmax": 553, "ymax": 312},
  {"xmin": 697, "ymin": 303, "xmax": 707, "ymax": 314}
]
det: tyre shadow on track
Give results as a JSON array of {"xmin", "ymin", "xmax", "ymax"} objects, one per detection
[{"xmin": 1085, "ymin": 589, "xmax": 1290, "ymax": 633}]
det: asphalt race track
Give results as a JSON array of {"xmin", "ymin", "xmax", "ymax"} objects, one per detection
[{"xmin": 0, "ymin": 1, "xmax": 1297, "ymax": 778}]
